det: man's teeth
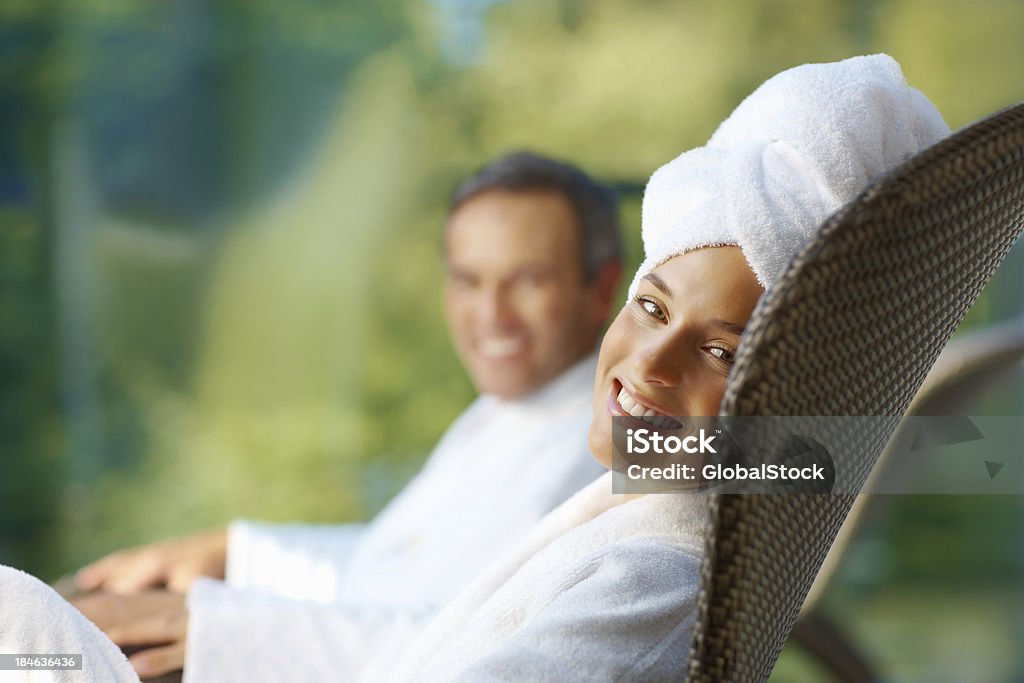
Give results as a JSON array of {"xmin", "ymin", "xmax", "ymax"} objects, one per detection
[
  {"xmin": 479, "ymin": 338, "xmax": 524, "ymax": 358},
  {"xmin": 616, "ymin": 387, "xmax": 670, "ymax": 427}
]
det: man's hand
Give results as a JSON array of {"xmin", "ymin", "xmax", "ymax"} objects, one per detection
[
  {"xmin": 75, "ymin": 529, "xmax": 228, "ymax": 594},
  {"xmin": 72, "ymin": 591, "xmax": 188, "ymax": 678}
]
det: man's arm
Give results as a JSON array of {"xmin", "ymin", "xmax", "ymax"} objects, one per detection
[
  {"xmin": 75, "ymin": 529, "xmax": 228, "ymax": 595},
  {"xmin": 224, "ymin": 520, "xmax": 366, "ymax": 599},
  {"xmin": 183, "ymin": 579, "xmax": 434, "ymax": 683},
  {"xmin": 72, "ymin": 590, "xmax": 188, "ymax": 679},
  {"xmin": 72, "ymin": 572, "xmax": 435, "ymax": 681},
  {"xmin": 74, "ymin": 521, "xmax": 368, "ymax": 599}
]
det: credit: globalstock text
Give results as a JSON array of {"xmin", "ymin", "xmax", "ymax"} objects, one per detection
[{"xmin": 623, "ymin": 428, "xmax": 826, "ymax": 482}]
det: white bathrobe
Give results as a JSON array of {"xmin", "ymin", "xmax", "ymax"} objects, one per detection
[
  {"xmin": 386, "ymin": 473, "xmax": 707, "ymax": 682},
  {"xmin": 184, "ymin": 353, "xmax": 604, "ymax": 682},
  {"xmin": 0, "ymin": 566, "xmax": 139, "ymax": 683}
]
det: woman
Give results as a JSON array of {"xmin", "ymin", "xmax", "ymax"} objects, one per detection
[
  {"xmin": 384, "ymin": 54, "xmax": 948, "ymax": 682},
  {"xmin": 0, "ymin": 54, "xmax": 947, "ymax": 682}
]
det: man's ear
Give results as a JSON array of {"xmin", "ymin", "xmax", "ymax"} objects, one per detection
[{"xmin": 589, "ymin": 260, "xmax": 624, "ymax": 327}]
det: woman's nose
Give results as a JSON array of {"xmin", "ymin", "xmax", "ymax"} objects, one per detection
[{"xmin": 633, "ymin": 337, "xmax": 685, "ymax": 387}]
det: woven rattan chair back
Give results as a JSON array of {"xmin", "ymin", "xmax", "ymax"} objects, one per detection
[
  {"xmin": 800, "ymin": 314, "xmax": 1024, "ymax": 615},
  {"xmin": 686, "ymin": 102, "xmax": 1024, "ymax": 683}
]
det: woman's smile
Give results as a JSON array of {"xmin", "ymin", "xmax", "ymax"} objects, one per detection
[
  {"xmin": 588, "ymin": 246, "xmax": 764, "ymax": 468},
  {"xmin": 607, "ymin": 379, "xmax": 684, "ymax": 429}
]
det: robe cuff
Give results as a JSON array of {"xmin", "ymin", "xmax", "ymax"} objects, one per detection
[{"xmin": 225, "ymin": 520, "xmax": 366, "ymax": 602}]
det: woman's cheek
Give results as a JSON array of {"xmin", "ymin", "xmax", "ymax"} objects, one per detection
[
  {"xmin": 587, "ymin": 407, "xmax": 612, "ymax": 468},
  {"xmin": 698, "ymin": 376, "xmax": 728, "ymax": 416},
  {"xmin": 600, "ymin": 309, "xmax": 634, "ymax": 361}
]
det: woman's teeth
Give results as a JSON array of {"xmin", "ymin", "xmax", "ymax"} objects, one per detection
[{"xmin": 616, "ymin": 387, "xmax": 671, "ymax": 427}]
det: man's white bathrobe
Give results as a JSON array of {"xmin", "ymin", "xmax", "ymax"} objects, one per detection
[
  {"xmin": 0, "ymin": 566, "xmax": 139, "ymax": 683},
  {"xmin": 387, "ymin": 473, "xmax": 707, "ymax": 682},
  {"xmin": 183, "ymin": 354, "xmax": 604, "ymax": 682},
  {"xmin": 0, "ymin": 423, "xmax": 705, "ymax": 683}
]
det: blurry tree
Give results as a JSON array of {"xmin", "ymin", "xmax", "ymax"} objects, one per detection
[
  {"xmin": 0, "ymin": 203, "xmax": 64, "ymax": 576},
  {"xmin": 0, "ymin": 1, "xmax": 71, "ymax": 577}
]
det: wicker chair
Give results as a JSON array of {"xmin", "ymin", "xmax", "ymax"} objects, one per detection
[
  {"xmin": 687, "ymin": 102, "xmax": 1024, "ymax": 683},
  {"xmin": 789, "ymin": 315, "xmax": 1024, "ymax": 683}
]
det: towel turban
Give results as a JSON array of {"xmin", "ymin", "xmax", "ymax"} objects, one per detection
[{"xmin": 630, "ymin": 54, "xmax": 950, "ymax": 297}]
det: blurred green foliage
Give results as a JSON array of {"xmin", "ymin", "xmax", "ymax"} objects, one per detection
[
  {"xmin": 0, "ymin": 207, "xmax": 64, "ymax": 574},
  {"xmin": 1, "ymin": 0, "xmax": 1022, "ymax": 622}
]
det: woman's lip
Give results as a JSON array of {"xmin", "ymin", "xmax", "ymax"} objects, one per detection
[
  {"xmin": 607, "ymin": 379, "xmax": 628, "ymax": 416},
  {"xmin": 606, "ymin": 379, "xmax": 678, "ymax": 430},
  {"xmin": 613, "ymin": 378, "xmax": 679, "ymax": 418},
  {"xmin": 606, "ymin": 381, "xmax": 650, "ymax": 429}
]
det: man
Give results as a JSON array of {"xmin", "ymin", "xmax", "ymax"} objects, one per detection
[{"xmin": 72, "ymin": 151, "xmax": 624, "ymax": 680}]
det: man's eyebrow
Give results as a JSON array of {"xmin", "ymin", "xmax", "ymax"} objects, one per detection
[
  {"xmin": 642, "ymin": 272, "xmax": 672, "ymax": 296},
  {"xmin": 712, "ymin": 319, "xmax": 746, "ymax": 336},
  {"xmin": 445, "ymin": 261, "xmax": 472, "ymax": 276},
  {"xmin": 511, "ymin": 263, "xmax": 559, "ymax": 278}
]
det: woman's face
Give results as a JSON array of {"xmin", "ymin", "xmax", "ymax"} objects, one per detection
[{"xmin": 589, "ymin": 246, "xmax": 764, "ymax": 467}]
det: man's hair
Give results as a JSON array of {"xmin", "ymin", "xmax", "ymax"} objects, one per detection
[{"xmin": 450, "ymin": 151, "xmax": 623, "ymax": 280}]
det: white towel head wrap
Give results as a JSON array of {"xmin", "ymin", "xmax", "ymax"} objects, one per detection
[{"xmin": 629, "ymin": 54, "xmax": 950, "ymax": 297}]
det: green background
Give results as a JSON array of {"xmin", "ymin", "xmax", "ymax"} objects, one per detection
[{"xmin": 1, "ymin": 1, "xmax": 1022, "ymax": 680}]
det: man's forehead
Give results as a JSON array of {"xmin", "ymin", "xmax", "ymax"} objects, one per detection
[
  {"xmin": 446, "ymin": 192, "xmax": 581, "ymax": 264},
  {"xmin": 448, "ymin": 188, "xmax": 576, "ymax": 229},
  {"xmin": 445, "ymin": 256, "xmax": 560, "ymax": 275}
]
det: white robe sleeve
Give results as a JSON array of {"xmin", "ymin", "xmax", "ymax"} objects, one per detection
[
  {"xmin": 225, "ymin": 520, "xmax": 366, "ymax": 602},
  {"xmin": 183, "ymin": 579, "xmax": 433, "ymax": 683},
  {"xmin": 409, "ymin": 540, "xmax": 701, "ymax": 683},
  {"xmin": 0, "ymin": 565, "xmax": 140, "ymax": 683}
]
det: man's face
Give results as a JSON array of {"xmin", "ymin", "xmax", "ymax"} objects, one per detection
[{"xmin": 445, "ymin": 189, "xmax": 606, "ymax": 400}]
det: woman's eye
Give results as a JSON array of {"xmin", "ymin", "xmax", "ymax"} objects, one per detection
[
  {"xmin": 707, "ymin": 346, "xmax": 736, "ymax": 364},
  {"xmin": 635, "ymin": 296, "xmax": 667, "ymax": 322}
]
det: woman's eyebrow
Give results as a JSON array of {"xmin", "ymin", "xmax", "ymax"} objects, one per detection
[
  {"xmin": 642, "ymin": 273, "xmax": 672, "ymax": 296},
  {"xmin": 712, "ymin": 319, "xmax": 746, "ymax": 336},
  {"xmin": 641, "ymin": 273, "xmax": 744, "ymax": 334}
]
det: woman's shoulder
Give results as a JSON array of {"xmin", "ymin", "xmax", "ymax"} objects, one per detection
[
  {"xmin": 388, "ymin": 496, "xmax": 707, "ymax": 682},
  {"xmin": 562, "ymin": 490, "xmax": 707, "ymax": 558},
  {"xmin": 520, "ymin": 493, "xmax": 708, "ymax": 603},
  {"xmin": 554, "ymin": 533, "xmax": 703, "ymax": 598}
]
